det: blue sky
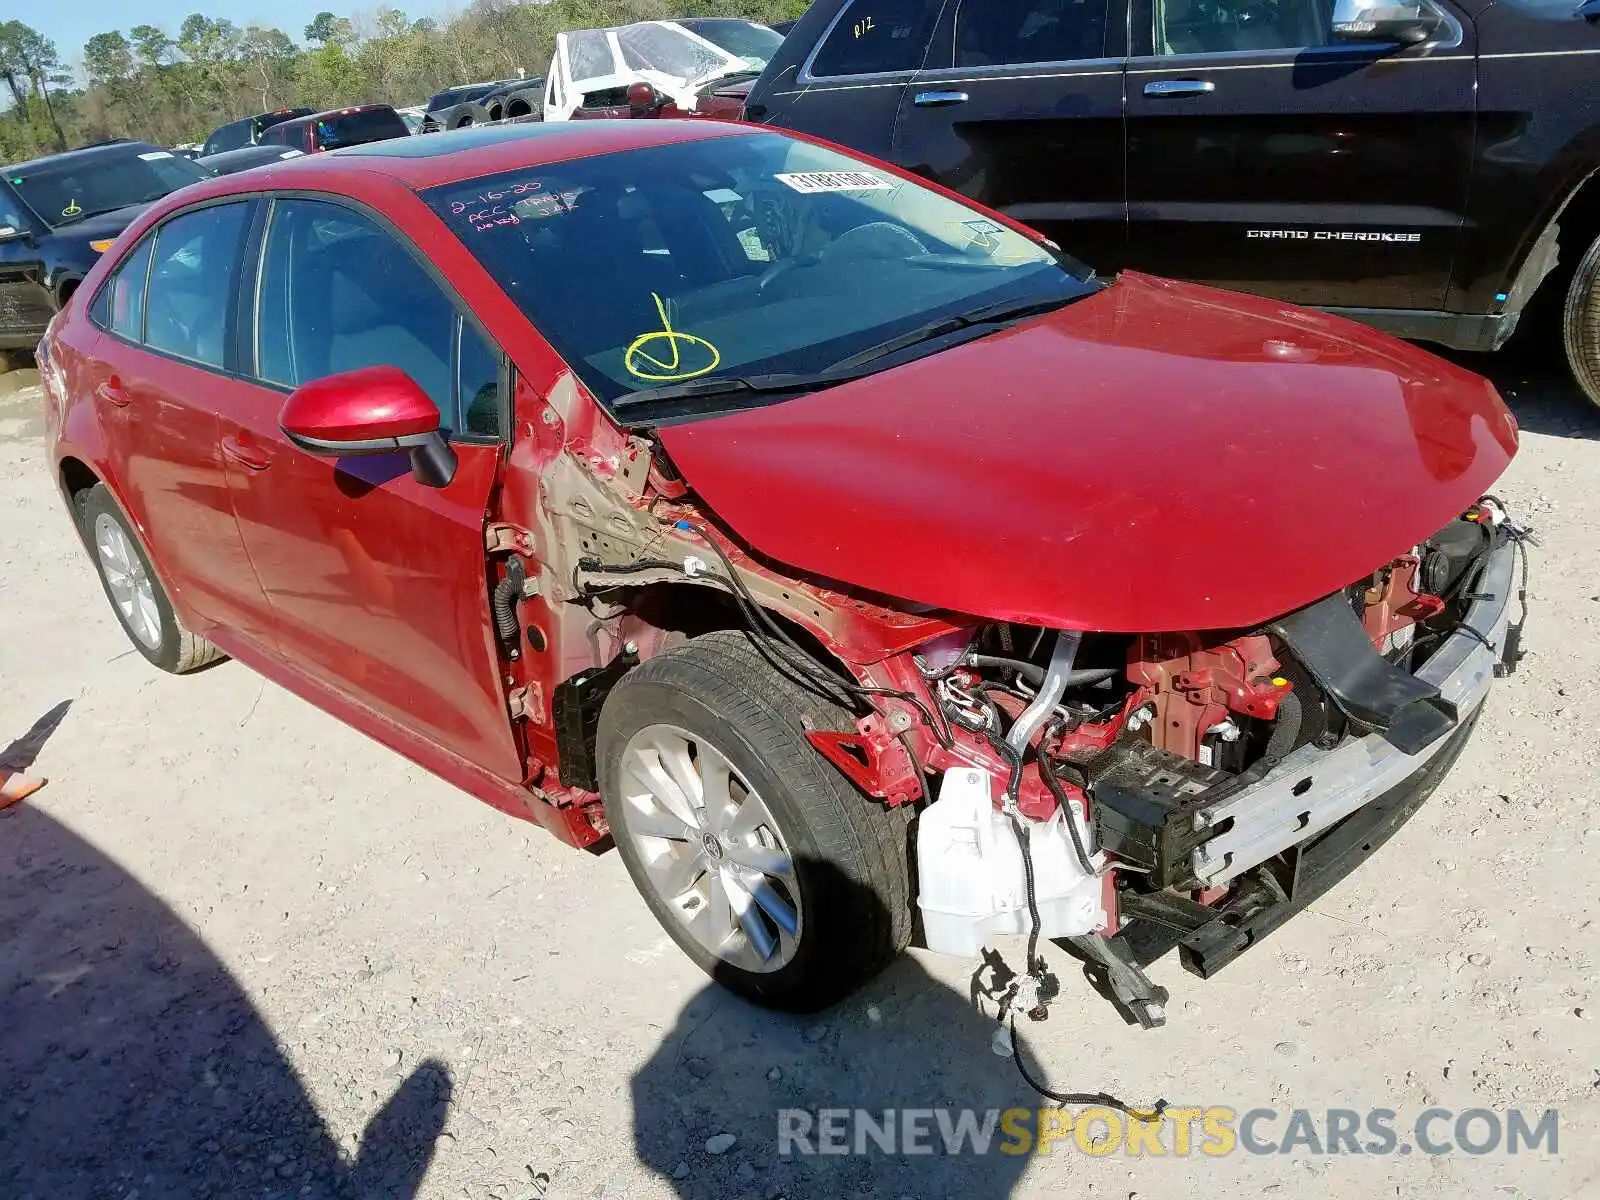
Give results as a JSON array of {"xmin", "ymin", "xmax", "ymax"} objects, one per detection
[{"xmin": 35, "ymin": 2, "xmax": 449, "ymax": 70}]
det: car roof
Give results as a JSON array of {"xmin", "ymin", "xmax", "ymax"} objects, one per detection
[
  {"xmin": 3, "ymin": 139, "xmax": 161, "ymax": 173},
  {"xmin": 308, "ymin": 103, "xmax": 398, "ymax": 119},
  {"xmin": 186, "ymin": 119, "xmax": 752, "ymax": 194}
]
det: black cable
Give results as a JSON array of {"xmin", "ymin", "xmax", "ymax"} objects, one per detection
[
  {"xmin": 675, "ymin": 523, "xmax": 958, "ymax": 749},
  {"xmin": 1007, "ymin": 1017, "xmax": 1168, "ymax": 1120},
  {"xmin": 1038, "ymin": 721, "xmax": 1098, "ymax": 878}
]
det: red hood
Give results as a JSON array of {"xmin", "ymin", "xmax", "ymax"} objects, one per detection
[{"xmin": 658, "ymin": 272, "xmax": 1518, "ymax": 633}]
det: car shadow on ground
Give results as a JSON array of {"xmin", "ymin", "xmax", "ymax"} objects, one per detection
[
  {"xmin": 628, "ymin": 860, "xmax": 1097, "ymax": 1199},
  {"xmin": 0, "ymin": 794, "xmax": 453, "ymax": 1196},
  {"xmin": 1444, "ymin": 338, "xmax": 1600, "ymax": 442}
]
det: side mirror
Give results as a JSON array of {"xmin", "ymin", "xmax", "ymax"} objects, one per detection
[
  {"xmin": 1331, "ymin": 0, "xmax": 1442, "ymax": 43},
  {"xmin": 626, "ymin": 81, "xmax": 664, "ymax": 115},
  {"xmin": 280, "ymin": 366, "xmax": 457, "ymax": 488}
]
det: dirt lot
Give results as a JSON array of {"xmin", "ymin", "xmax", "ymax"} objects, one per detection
[{"xmin": 1, "ymin": 342, "xmax": 1597, "ymax": 1200}]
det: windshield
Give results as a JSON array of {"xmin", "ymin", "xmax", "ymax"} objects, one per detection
[
  {"xmin": 617, "ymin": 23, "xmax": 730, "ymax": 83},
  {"xmin": 679, "ymin": 19, "xmax": 784, "ymax": 69},
  {"xmin": 203, "ymin": 120, "xmax": 251, "ymax": 156},
  {"xmin": 424, "ymin": 132, "xmax": 1093, "ymax": 415},
  {"xmin": 10, "ymin": 149, "xmax": 211, "ymax": 226}
]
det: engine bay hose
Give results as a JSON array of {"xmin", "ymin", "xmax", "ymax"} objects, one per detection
[
  {"xmin": 1006, "ymin": 632, "xmax": 1084, "ymax": 755},
  {"xmin": 962, "ymin": 654, "xmax": 1118, "ymax": 690}
]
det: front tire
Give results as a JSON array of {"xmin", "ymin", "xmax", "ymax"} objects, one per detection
[
  {"xmin": 78, "ymin": 484, "xmax": 224, "ymax": 674},
  {"xmin": 1562, "ymin": 230, "xmax": 1600, "ymax": 409},
  {"xmin": 598, "ymin": 630, "xmax": 914, "ymax": 1011}
]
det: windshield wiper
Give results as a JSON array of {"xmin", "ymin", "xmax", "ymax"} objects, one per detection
[
  {"xmin": 612, "ymin": 371, "xmax": 851, "ymax": 410},
  {"xmin": 822, "ymin": 295, "xmax": 1078, "ymax": 373}
]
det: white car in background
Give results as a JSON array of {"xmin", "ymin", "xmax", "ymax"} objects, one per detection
[{"xmin": 543, "ymin": 18, "xmax": 781, "ymax": 122}]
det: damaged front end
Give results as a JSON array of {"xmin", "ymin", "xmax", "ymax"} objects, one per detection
[{"xmin": 853, "ymin": 500, "xmax": 1532, "ymax": 1028}]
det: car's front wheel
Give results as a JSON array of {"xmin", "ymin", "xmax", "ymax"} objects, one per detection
[
  {"xmin": 78, "ymin": 484, "xmax": 225, "ymax": 674},
  {"xmin": 1562, "ymin": 229, "xmax": 1600, "ymax": 409},
  {"xmin": 597, "ymin": 630, "xmax": 914, "ymax": 1012}
]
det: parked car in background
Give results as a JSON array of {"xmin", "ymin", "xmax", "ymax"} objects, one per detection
[
  {"xmin": 42, "ymin": 121, "xmax": 1525, "ymax": 1017},
  {"xmin": 470, "ymin": 78, "xmax": 547, "ymax": 124},
  {"xmin": 545, "ymin": 20, "xmax": 782, "ymax": 122},
  {"xmin": 260, "ymin": 105, "xmax": 411, "ymax": 154},
  {"xmin": 420, "ymin": 80, "xmax": 523, "ymax": 132},
  {"xmin": 0, "ymin": 140, "xmax": 210, "ymax": 354},
  {"xmin": 199, "ymin": 108, "xmax": 313, "ymax": 158},
  {"xmin": 170, "ymin": 144, "xmax": 203, "ymax": 161},
  {"xmin": 201, "ymin": 145, "xmax": 306, "ymax": 176},
  {"xmin": 746, "ymin": 0, "xmax": 1600, "ymax": 409}
]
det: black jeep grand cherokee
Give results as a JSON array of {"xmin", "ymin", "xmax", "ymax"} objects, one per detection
[
  {"xmin": 747, "ymin": 0, "xmax": 1600, "ymax": 406},
  {"xmin": 0, "ymin": 140, "xmax": 211, "ymax": 356}
]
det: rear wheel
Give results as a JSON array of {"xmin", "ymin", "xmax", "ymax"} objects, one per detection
[
  {"xmin": 598, "ymin": 630, "xmax": 914, "ymax": 1011},
  {"xmin": 1562, "ymin": 230, "xmax": 1600, "ymax": 409},
  {"xmin": 78, "ymin": 484, "xmax": 224, "ymax": 674}
]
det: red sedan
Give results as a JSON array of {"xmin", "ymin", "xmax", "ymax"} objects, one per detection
[{"xmin": 41, "ymin": 120, "xmax": 1526, "ymax": 1017}]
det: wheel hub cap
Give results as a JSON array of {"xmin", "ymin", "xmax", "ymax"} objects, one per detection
[
  {"xmin": 618, "ymin": 724, "xmax": 803, "ymax": 974},
  {"xmin": 93, "ymin": 513, "xmax": 162, "ymax": 652}
]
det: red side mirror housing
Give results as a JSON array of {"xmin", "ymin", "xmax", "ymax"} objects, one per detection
[{"xmin": 280, "ymin": 366, "xmax": 457, "ymax": 487}]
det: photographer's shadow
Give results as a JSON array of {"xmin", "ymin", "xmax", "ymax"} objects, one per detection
[
  {"xmin": 631, "ymin": 859, "xmax": 1038, "ymax": 1198},
  {"xmin": 0, "ymin": 802, "xmax": 451, "ymax": 1196}
]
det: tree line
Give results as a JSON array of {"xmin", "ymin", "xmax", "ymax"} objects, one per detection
[{"xmin": 0, "ymin": 1, "xmax": 809, "ymax": 162}]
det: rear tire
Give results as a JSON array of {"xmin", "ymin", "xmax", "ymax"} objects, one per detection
[
  {"xmin": 1562, "ymin": 230, "xmax": 1600, "ymax": 409},
  {"xmin": 598, "ymin": 630, "xmax": 914, "ymax": 1011},
  {"xmin": 78, "ymin": 484, "xmax": 225, "ymax": 674}
]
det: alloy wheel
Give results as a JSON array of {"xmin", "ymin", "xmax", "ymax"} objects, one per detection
[
  {"xmin": 94, "ymin": 513, "xmax": 162, "ymax": 652},
  {"xmin": 617, "ymin": 723, "xmax": 803, "ymax": 973}
]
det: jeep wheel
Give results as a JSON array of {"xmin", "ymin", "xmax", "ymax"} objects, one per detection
[
  {"xmin": 1562, "ymin": 230, "xmax": 1600, "ymax": 409},
  {"xmin": 597, "ymin": 630, "xmax": 914, "ymax": 1011},
  {"xmin": 79, "ymin": 484, "xmax": 225, "ymax": 674}
]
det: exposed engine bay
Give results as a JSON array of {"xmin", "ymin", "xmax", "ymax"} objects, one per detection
[{"xmin": 876, "ymin": 498, "xmax": 1531, "ymax": 1029}]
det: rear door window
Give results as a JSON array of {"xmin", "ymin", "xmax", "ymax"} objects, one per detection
[
  {"xmin": 956, "ymin": 0, "xmax": 1111, "ymax": 66},
  {"xmin": 142, "ymin": 203, "xmax": 249, "ymax": 368},
  {"xmin": 100, "ymin": 236, "xmax": 156, "ymax": 341},
  {"xmin": 809, "ymin": 0, "xmax": 942, "ymax": 76}
]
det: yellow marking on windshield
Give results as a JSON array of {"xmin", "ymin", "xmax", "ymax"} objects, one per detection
[
  {"xmin": 61, "ymin": 199, "xmax": 81, "ymax": 218},
  {"xmin": 624, "ymin": 292, "xmax": 721, "ymax": 382}
]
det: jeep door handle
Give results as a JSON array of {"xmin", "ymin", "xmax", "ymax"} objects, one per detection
[
  {"xmin": 914, "ymin": 90, "xmax": 970, "ymax": 108},
  {"xmin": 1143, "ymin": 79, "xmax": 1216, "ymax": 98},
  {"xmin": 220, "ymin": 434, "xmax": 272, "ymax": 471},
  {"xmin": 95, "ymin": 377, "xmax": 131, "ymax": 407}
]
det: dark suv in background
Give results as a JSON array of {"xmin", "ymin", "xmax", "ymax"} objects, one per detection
[
  {"xmin": 198, "ymin": 108, "xmax": 314, "ymax": 158},
  {"xmin": 746, "ymin": 0, "xmax": 1600, "ymax": 407},
  {"xmin": 259, "ymin": 105, "xmax": 412, "ymax": 154},
  {"xmin": 0, "ymin": 140, "xmax": 211, "ymax": 355}
]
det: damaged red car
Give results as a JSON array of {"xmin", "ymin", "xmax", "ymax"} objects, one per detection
[{"xmin": 41, "ymin": 121, "xmax": 1529, "ymax": 1018}]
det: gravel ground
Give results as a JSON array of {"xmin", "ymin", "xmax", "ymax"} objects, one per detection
[{"xmin": 1, "ymin": 341, "xmax": 1597, "ymax": 1200}]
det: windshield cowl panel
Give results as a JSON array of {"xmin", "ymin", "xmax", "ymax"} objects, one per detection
[{"xmin": 423, "ymin": 132, "xmax": 1093, "ymax": 420}]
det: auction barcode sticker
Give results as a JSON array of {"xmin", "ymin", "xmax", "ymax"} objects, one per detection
[{"xmin": 774, "ymin": 171, "xmax": 893, "ymax": 194}]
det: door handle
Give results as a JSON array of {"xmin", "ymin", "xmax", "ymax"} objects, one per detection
[
  {"xmin": 1143, "ymin": 79, "xmax": 1216, "ymax": 98},
  {"xmin": 95, "ymin": 377, "xmax": 131, "ymax": 407},
  {"xmin": 913, "ymin": 90, "xmax": 970, "ymax": 108},
  {"xmin": 220, "ymin": 435, "xmax": 272, "ymax": 472}
]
